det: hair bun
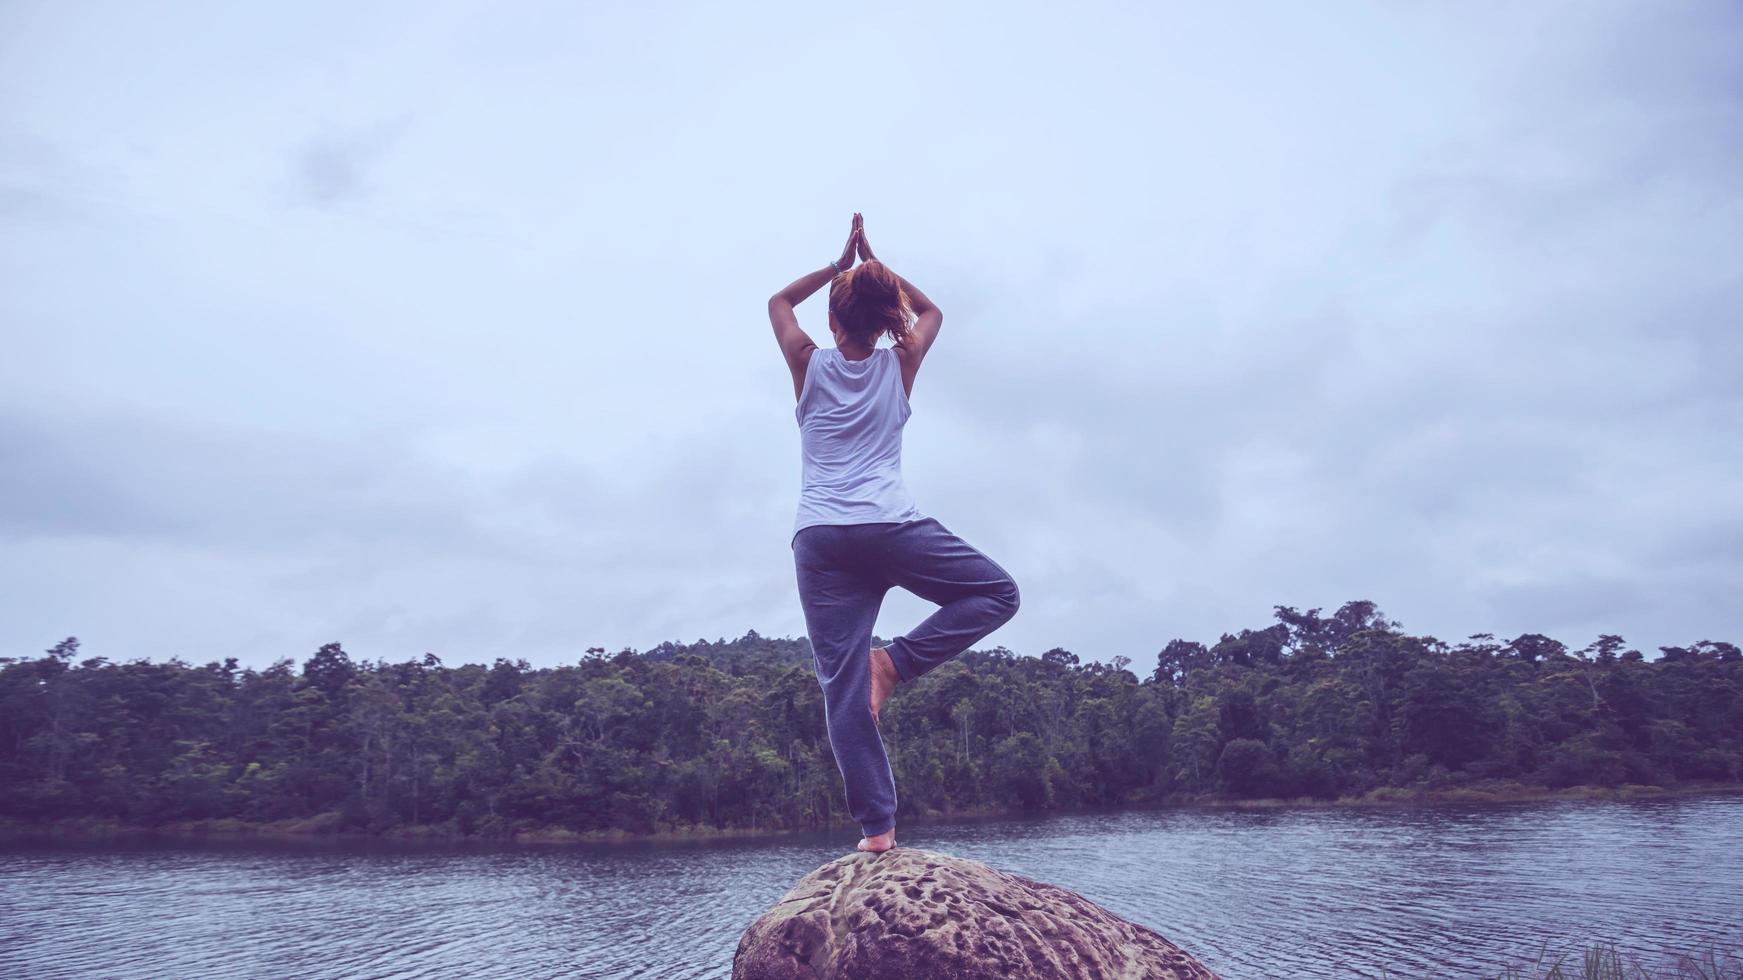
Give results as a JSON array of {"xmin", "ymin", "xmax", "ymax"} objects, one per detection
[{"xmin": 828, "ymin": 261, "xmax": 915, "ymax": 347}]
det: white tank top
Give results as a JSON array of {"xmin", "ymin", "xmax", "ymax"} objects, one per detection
[{"xmin": 792, "ymin": 346, "xmax": 925, "ymax": 542}]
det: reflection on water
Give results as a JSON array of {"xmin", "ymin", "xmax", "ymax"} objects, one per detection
[{"xmin": 2, "ymin": 794, "xmax": 1740, "ymax": 979}]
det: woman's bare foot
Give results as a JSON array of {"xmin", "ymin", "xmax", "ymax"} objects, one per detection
[
  {"xmin": 857, "ymin": 830, "xmax": 896, "ymax": 853},
  {"xmin": 869, "ymin": 646, "xmax": 899, "ymax": 726}
]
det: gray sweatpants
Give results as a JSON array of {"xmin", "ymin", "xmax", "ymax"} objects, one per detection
[{"xmin": 792, "ymin": 516, "xmax": 1021, "ymax": 837}]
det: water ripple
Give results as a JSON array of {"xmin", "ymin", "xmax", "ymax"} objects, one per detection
[{"xmin": 1, "ymin": 795, "xmax": 1740, "ymax": 978}]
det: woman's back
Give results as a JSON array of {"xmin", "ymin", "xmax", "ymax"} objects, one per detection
[{"xmin": 793, "ymin": 346, "xmax": 923, "ymax": 541}]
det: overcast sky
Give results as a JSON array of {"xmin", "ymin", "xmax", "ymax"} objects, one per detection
[{"xmin": 2, "ymin": 1, "xmax": 1738, "ymax": 671}]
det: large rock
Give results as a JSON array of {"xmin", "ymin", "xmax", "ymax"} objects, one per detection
[{"xmin": 733, "ymin": 847, "xmax": 1220, "ymax": 980}]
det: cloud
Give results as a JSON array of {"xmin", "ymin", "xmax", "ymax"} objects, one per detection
[
  {"xmin": 0, "ymin": 407, "xmax": 494, "ymax": 552},
  {"xmin": 289, "ymin": 119, "xmax": 410, "ymax": 208},
  {"xmin": 0, "ymin": 0, "xmax": 1738, "ymax": 669}
]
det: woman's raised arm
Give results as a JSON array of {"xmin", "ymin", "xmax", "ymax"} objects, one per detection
[
  {"xmin": 769, "ymin": 215, "xmax": 862, "ymax": 399},
  {"xmin": 857, "ymin": 225, "xmax": 942, "ymax": 389},
  {"xmin": 892, "ymin": 270, "xmax": 941, "ymax": 357}
]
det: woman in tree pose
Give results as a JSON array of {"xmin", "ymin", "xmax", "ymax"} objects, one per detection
[{"xmin": 767, "ymin": 213, "xmax": 1022, "ymax": 854}]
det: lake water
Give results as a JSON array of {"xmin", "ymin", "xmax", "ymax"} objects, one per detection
[{"xmin": 2, "ymin": 794, "xmax": 1740, "ymax": 979}]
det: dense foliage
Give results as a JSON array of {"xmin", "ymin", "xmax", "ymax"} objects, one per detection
[{"xmin": 2, "ymin": 602, "xmax": 1739, "ymax": 837}]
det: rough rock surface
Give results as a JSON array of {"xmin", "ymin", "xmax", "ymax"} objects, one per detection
[{"xmin": 732, "ymin": 847, "xmax": 1220, "ymax": 979}]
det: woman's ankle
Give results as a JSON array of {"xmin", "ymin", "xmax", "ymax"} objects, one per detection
[{"xmin": 857, "ymin": 828, "xmax": 896, "ymax": 852}]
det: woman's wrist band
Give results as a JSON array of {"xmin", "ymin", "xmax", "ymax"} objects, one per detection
[{"xmin": 828, "ymin": 258, "xmax": 843, "ymax": 274}]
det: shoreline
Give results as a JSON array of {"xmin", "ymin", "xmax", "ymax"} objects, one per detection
[
  {"xmin": 5, "ymin": 780, "xmax": 1740, "ymax": 848},
  {"xmin": 1178, "ymin": 779, "xmax": 1743, "ymax": 811}
]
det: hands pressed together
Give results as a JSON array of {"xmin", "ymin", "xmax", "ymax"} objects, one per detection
[{"xmin": 834, "ymin": 212, "xmax": 878, "ymax": 274}]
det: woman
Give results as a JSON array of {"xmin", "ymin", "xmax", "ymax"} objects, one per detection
[{"xmin": 767, "ymin": 213, "xmax": 1022, "ymax": 854}]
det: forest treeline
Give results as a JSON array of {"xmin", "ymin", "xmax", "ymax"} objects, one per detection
[{"xmin": 2, "ymin": 601, "xmax": 1740, "ymax": 838}]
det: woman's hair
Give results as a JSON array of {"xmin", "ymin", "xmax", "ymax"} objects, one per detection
[{"xmin": 828, "ymin": 260, "xmax": 914, "ymax": 346}]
